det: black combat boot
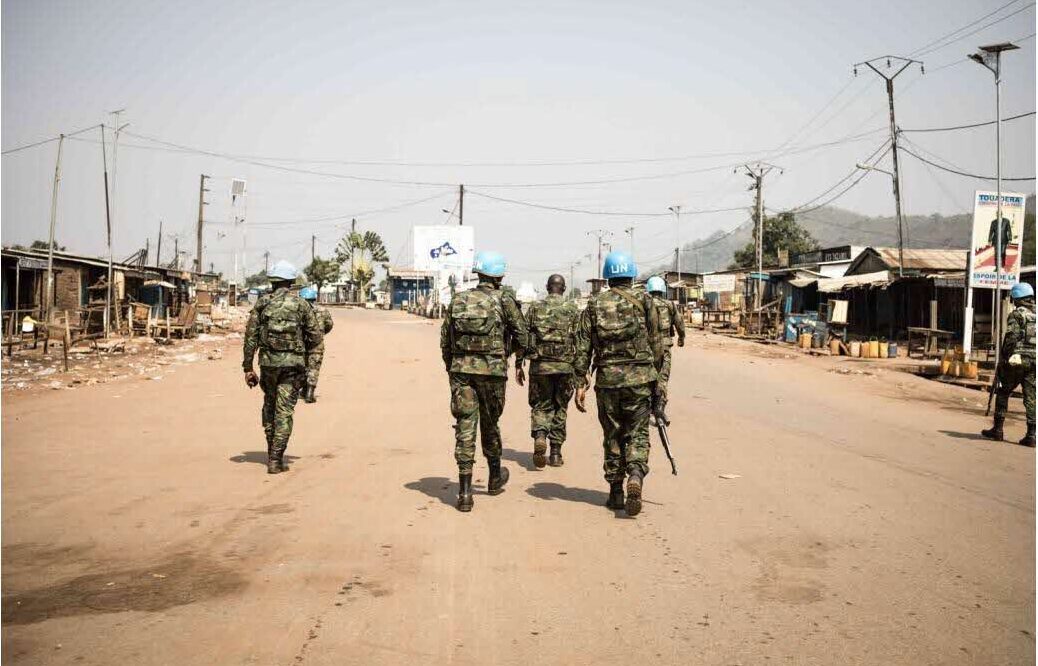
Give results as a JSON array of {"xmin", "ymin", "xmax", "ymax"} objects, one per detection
[
  {"xmin": 606, "ymin": 481, "xmax": 625, "ymax": 509},
  {"xmin": 625, "ymin": 469, "xmax": 644, "ymax": 517},
  {"xmin": 457, "ymin": 474, "xmax": 474, "ymax": 512},
  {"xmin": 302, "ymin": 384, "xmax": 316, "ymax": 404},
  {"xmin": 487, "ymin": 459, "xmax": 510, "ymax": 495},
  {"xmin": 533, "ymin": 434, "xmax": 548, "ymax": 469},
  {"xmin": 1020, "ymin": 423, "xmax": 1036, "ymax": 448},
  {"xmin": 981, "ymin": 416, "xmax": 1005, "ymax": 441},
  {"xmin": 277, "ymin": 450, "xmax": 290, "ymax": 472},
  {"xmin": 267, "ymin": 454, "xmax": 281, "ymax": 474},
  {"xmin": 548, "ymin": 442, "xmax": 563, "ymax": 467}
]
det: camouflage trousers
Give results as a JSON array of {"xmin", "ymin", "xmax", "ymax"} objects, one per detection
[
  {"xmin": 995, "ymin": 362, "xmax": 1036, "ymax": 425},
  {"xmin": 595, "ymin": 383, "xmax": 652, "ymax": 482},
  {"xmin": 260, "ymin": 366, "xmax": 305, "ymax": 456},
  {"xmin": 528, "ymin": 373, "xmax": 575, "ymax": 444},
  {"xmin": 307, "ymin": 351, "xmax": 324, "ymax": 386},
  {"xmin": 449, "ymin": 373, "xmax": 507, "ymax": 473},
  {"xmin": 656, "ymin": 347, "xmax": 673, "ymax": 402}
]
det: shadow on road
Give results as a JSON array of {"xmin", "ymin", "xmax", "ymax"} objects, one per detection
[
  {"xmin": 404, "ymin": 477, "xmax": 456, "ymax": 506},
  {"xmin": 526, "ymin": 482, "xmax": 608, "ymax": 506},
  {"xmin": 501, "ymin": 447, "xmax": 538, "ymax": 471},
  {"xmin": 939, "ymin": 430, "xmax": 991, "ymax": 442},
  {"xmin": 229, "ymin": 451, "xmax": 300, "ymax": 466}
]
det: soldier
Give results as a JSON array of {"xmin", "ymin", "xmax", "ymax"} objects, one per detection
[
  {"xmin": 300, "ymin": 286, "xmax": 334, "ymax": 403},
  {"xmin": 242, "ymin": 261, "xmax": 323, "ymax": 474},
  {"xmin": 574, "ymin": 251, "xmax": 663, "ymax": 517},
  {"xmin": 982, "ymin": 282, "xmax": 1036, "ymax": 447},
  {"xmin": 517, "ymin": 274, "xmax": 580, "ymax": 468},
  {"xmin": 646, "ymin": 276, "xmax": 686, "ymax": 424},
  {"xmin": 440, "ymin": 251, "xmax": 529, "ymax": 512}
]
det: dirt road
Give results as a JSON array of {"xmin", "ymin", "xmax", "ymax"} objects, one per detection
[{"xmin": 2, "ymin": 308, "xmax": 1034, "ymax": 665}]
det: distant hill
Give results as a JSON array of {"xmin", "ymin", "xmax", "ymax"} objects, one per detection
[{"xmin": 670, "ymin": 203, "xmax": 1035, "ymax": 273}]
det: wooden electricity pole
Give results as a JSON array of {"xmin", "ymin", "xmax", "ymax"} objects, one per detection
[
  {"xmin": 44, "ymin": 134, "xmax": 65, "ymax": 322},
  {"xmin": 196, "ymin": 174, "xmax": 210, "ymax": 272}
]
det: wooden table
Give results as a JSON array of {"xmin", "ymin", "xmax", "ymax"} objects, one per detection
[{"xmin": 906, "ymin": 326, "xmax": 955, "ymax": 359}]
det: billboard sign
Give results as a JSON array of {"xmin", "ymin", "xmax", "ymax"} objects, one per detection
[
  {"xmin": 702, "ymin": 273, "xmax": 736, "ymax": 293},
  {"xmin": 969, "ymin": 190, "xmax": 1025, "ymax": 290},
  {"xmin": 413, "ymin": 225, "xmax": 474, "ymax": 274}
]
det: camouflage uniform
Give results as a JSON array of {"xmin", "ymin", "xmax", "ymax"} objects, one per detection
[
  {"xmin": 650, "ymin": 293, "xmax": 686, "ymax": 408},
  {"xmin": 524, "ymin": 294, "xmax": 580, "ymax": 446},
  {"xmin": 306, "ymin": 303, "xmax": 335, "ymax": 386},
  {"xmin": 994, "ymin": 301, "xmax": 1036, "ymax": 426},
  {"xmin": 574, "ymin": 285, "xmax": 662, "ymax": 482},
  {"xmin": 243, "ymin": 288, "xmax": 323, "ymax": 460},
  {"xmin": 440, "ymin": 282, "xmax": 529, "ymax": 473}
]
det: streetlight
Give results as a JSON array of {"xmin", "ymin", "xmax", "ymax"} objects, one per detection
[
  {"xmin": 624, "ymin": 226, "xmax": 636, "ymax": 255},
  {"xmin": 968, "ymin": 41, "xmax": 1018, "ymax": 362},
  {"xmin": 668, "ymin": 205, "xmax": 682, "ymax": 306}
]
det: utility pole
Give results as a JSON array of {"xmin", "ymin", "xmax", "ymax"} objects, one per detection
[
  {"xmin": 145, "ymin": 237, "xmax": 150, "ymax": 264},
  {"xmin": 156, "ymin": 220, "xmax": 163, "ymax": 267},
  {"xmin": 741, "ymin": 162, "xmax": 781, "ymax": 313},
  {"xmin": 108, "ymin": 109, "xmax": 127, "ymax": 269},
  {"xmin": 263, "ymin": 250, "xmax": 270, "ymax": 275},
  {"xmin": 174, "ymin": 237, "xmax": 179, "ymax": 269},
  {"xmin": 855, "ymin": 56, "xmax": 924, "ymax": 278},
  {"xmin": 312, "ymin": 234, "xmax": 317, "ymax": 262},
  {"xmin": 196, "ymin": 174, "xmax": 210, "ymax": 273},
  {"xmin": 586, "ymin": 229, "xmax": 613, "ymax": 280},
  {"xmin": 44, "ymin": 134, "xmax": 65, "ymax": 322},
  {"xmin": 100, "ymin": 125, "xmax": 114, "ymax": 337},
  {"xmin": 458, "ymin": 185, "xmax": 464, "ymax": 226},
  {"xmin": 624, "ymin": 226, "xmax": 636, "ymax": 255},
  {"xmin": 968, "ymin": 42, "xmax": 1019, "ymax": 362},
  {"xmin": 350, "ymin": 218, "xmax": 357, "ymax": 302}
]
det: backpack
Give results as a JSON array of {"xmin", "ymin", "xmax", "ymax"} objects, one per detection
[
  {"xmin": 654, "ymin": 298, "xmax": 673, "ymax": 337},
  {"xmin": 1020, "ymin": 306, "xmax": 1036, "ymax": 359},
  {"xmin": 259, "ymin": 291, "xmax": 305, "ymax": 353},
  {"xmin": 529, "ymin": 298, "xmax": 577, "ymax": 362},
  {"xmin": 591, "ymin": 289, "xmax": 653, "ymax": 365},
  {"xmin": 450, "ymin": 288, "xmax": 506, "ymax": 356}
]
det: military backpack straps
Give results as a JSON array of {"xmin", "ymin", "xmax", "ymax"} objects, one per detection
[
  {"xmin": 591, "ymin": 288, "xmax": 653, "ymax": 365},
  {"xmin": 450, "ymin": 288, "xmax": 506, "ymax": 356},
  {"xmin": 529, "ymin": 299, "xmax": 577, "ymax": 362},
  {"xmin": 654, "ymin": 298, "xmax": 674, "ymax": 337},
  {"xmin": 1020, "ymin": 306, "xmax": 1036, "ymax": 360},
  {"xmin": 259, "ymin": 291, "xmax": 306, "ymax": 353}
]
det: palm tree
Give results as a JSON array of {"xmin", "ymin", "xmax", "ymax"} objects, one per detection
[{"xmin": 336, "ymin": 229, "xmax": 389, "ymax": 301}]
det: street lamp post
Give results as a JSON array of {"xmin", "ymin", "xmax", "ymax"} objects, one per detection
[
  {"xmin": 668, "ymin": 206, "xmax": 682, "ymax": 306},
  {"xmin": 969, "ymin": 41, "xmax": 1018, "ymax": 363}
]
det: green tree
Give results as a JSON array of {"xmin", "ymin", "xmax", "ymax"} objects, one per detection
[
  {"xmin": 244, "ymin": 270, "xmax": 269, "ymax": 288},
  {"xmin": 28, "ymin": 239, "xmax": 66, "ymax": 251},
  {"xmin": 304, "ymin": 256, "xmax": 341, "ymax": 293},
  {"xmin": 336, "ymin": 229, "xmax": 389, "ymax": 300},
  {"xmin": 730, "ymin": 211, "xmax": 818, "ymax": 269}
]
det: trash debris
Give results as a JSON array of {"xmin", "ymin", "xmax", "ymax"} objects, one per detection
[{"xmin": 718, "ymin": 473, "xmax": 741, "ymax": 480}]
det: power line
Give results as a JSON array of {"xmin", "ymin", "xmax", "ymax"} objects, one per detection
[
  {"xmin": 901, "ymin": 110, "xmax": 1035, "ymax": 133},
  {"xmin": 1, "ymin": 123, "xmax": 103, "ymax": 155},
  {"xmin": 913, "ymin": 2, "xmax": 1036, "ymax": 58},
  {"xmin": 466, "ymin": 189, "xmax": 748, "ymax": 217},
  {"xmin": 899, "ymin": 144, "xmax": 1035, "ymax": 181},
  {"xmin": 245, "ymin": 192, "xmax": 450, "ymax": 228},
  {"xmin": 909, "ymin": 0, "xmax": 1024, "ymax": 56}
]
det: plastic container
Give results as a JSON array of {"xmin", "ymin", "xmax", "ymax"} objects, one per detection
[
  {"xmin": 878, "ymin": 341, "xmax": 889, "ymax": 359},
  {"xmin": 963, "ymin": 361, "xmax": 979, "ymax": 380},
  {"xmin": 887, "ymin": 342, "xmax": 898, "ymax": 358},
  {"xmin": 868, "ymin": 339, "xmax": 880, "ymax": 358},
  {"xmin": 799, "ymin": 333, "xmax": 812, "ymax": 349},
  {"xmin": 849, "ymin": 341, "xmax": 861, "ymax": 357},
  {"xmin": 829, "ymin": 339, "xmax": 841, "ymax": 355},
  {"xmin": 812, "ymin": 332, "xmax": 824, "ymax": 348}
]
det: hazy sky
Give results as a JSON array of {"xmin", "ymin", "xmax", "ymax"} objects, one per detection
[{"xmin": 3, "ymin": 0, "xmax": 1035, "ymax": 286}]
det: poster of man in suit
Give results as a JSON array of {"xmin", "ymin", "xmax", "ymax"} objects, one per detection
[{"xmin": 969, "ymin": 191, "xmax": 1025, "ymax": 289}]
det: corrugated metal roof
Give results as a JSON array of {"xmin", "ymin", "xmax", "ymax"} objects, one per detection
[{"xmin": 871, "ymin": 247, "xmax": 967, "ymax": 271}]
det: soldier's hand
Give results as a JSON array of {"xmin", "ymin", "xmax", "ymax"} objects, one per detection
[
  {"xmin": 575, "ymin": 386, "xmax": 587, "ymax": 413},
  {"xmin": 244, "ymin": 370, "xmax": 259, "ymax": 388},
  {"xmin": 516, "ymin": 366, "xmax": 526, "ymax": 386},
  {"xmin": 1009, "ymin": 353, "xmax": 1023, "ymax": 366}
]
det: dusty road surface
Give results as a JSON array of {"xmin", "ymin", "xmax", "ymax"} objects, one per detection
[{"xmin": 3, "ymin": 308, "xmax": 1034, "ymax": 665}]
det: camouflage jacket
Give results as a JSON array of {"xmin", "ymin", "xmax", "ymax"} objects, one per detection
[
  {"xmin": 650, "ymin": 294, "xmax": 686, "ymax": 348},
  {"xmin": 243, "ymin": 287, "xmax": 324, "ymax": 372},
  {"xmin": 574, "ymin": 285, "xmax": 662, "ymax": 389},
  {"xmin": 1004, "ymin": 301, "xmax": 1036, "ymax": 361},
  {"xmin": 440, "ymin": 282, "xmax": 529, "ymax": 377},
  {"xmin": 523, "ymin": 293, "xmax": 580, "ymax": 375}
]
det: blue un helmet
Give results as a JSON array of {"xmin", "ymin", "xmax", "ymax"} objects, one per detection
[
  {"xmin": 646, "ymin": 275, "xmax": 667, "ymax": 294},
  {"xmin": 299, "ymin": 286, "xmax": 318, "ymax": 301},
  {"xmin": 602, "ymin": 251, "xmax": 637, "ymax": 279},
  {"xmin": 1010, "ymin": 282, "xmax": 1034, "ymax": 300},
  {"xmin": 267, "ymin": 260, "xmax": 298, "ymax": 281},
  {"xmin": 473, "ymin": 251, "xmax": 507, "ymax": 277}
]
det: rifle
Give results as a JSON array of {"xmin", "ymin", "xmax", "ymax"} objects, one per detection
[
  {"xmin": 651, "ymin": 391, "xmax": 678, "ymax": 475},
  {"xmin": 986, "ymin": 354, "xmax": 1001, "ymax": 416}
]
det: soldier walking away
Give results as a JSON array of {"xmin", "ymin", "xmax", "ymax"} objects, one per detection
[
  {"xmin": 518, "ymin": 274, "xmax": 579, "ymax": 469},
  {"xmin": 300, "ymin": 286, "xmax": 334, "ymax": 403},
  {"xmin": 242, "ymin": 261, "xmax": 323, "ymax": 474},
  {"xmin": 574, "ymin": 251, "xmax": 663, "ymax": 517},
  {"xmin": 646, "ymin": 275, "xmax": 685, "ymax": 425},
  {"xmin": 440, "ymin": 251, "xmax": 529, "ymax": 512},
  {"xmin": 982, "ymin": 282, "xmax": 1036, "ymax": 447}
]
